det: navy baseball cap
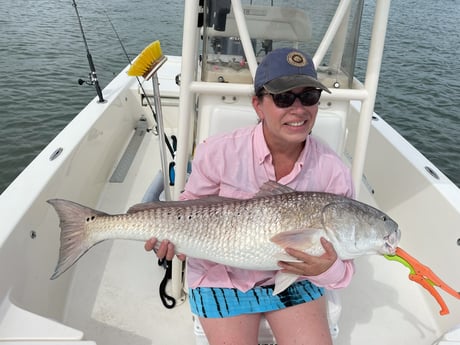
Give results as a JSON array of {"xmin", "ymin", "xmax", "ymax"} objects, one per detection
[{"xmin": 254, "ymin": 47, "xmax": 330, "ymax": 95}]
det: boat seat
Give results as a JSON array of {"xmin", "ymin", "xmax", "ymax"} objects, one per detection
[{"xmin": 196, "ymin": 96, "xmax": 345, "ymax": 153}]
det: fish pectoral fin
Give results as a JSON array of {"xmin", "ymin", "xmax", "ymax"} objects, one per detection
[
  {"xmin": 273, "ymin": 271, "xmax": 299, "ymax": 295},
  {"xmin": 270, "ymin": 229, "xmax": 322, "ymax": 249},
  {"xmin": 273, "ymin": 252, "xmax": 302, "ymax": 263}
]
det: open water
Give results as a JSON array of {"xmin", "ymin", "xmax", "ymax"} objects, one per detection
[{"xmin": 0, "ymin": 0, "xmax": 459, "ymax": 194}]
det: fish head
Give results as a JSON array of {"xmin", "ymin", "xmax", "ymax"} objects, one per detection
[{"xmin": 321, "ymin": 200, "xmax": 401, "ymax": 259}]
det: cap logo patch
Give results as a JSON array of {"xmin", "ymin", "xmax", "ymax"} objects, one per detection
[{"xmin": 287, "ymin": 52, "xmax": 307, "ymax": 67}]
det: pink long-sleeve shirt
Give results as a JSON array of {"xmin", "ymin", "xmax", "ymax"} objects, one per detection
[{"xmin": 180, "ymin": 123, "xmax": 355, "ymax": 292}]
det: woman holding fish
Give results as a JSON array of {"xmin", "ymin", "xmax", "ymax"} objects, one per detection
[{"xmin": 146, "ymin": 48, "xmax": 355, "ymax": 345}]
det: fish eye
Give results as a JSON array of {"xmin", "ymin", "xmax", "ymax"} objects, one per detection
[{"xmin": 381, "ymin": 215, "xmax": 387, "ymax": 221}]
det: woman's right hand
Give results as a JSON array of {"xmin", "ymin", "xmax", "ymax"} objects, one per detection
[{"xmin": 144, "ymin": 238, "xmax": 186, "ymax": 261}]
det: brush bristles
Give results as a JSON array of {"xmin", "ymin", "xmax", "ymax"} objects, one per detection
[{"xmin": 127, "ymin": 40, "xmax": 164, "ymax": 78}]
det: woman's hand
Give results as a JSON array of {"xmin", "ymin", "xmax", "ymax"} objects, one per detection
[
  {"xmin": 144, "ymin": 238, "xmax": 186, "ymax": 261},
  {"xmin": 278, "ymin": 237, "xmax": 337, "ymax": 276}
]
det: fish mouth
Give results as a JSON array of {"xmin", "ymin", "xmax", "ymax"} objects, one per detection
[{"xmin": 383, "ymin": 228, "xmax": 401, "ymax": 254}]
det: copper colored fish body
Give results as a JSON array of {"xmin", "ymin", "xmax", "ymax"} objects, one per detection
[{"xmin": 48, "ymin": 182, "xmax": 400, "ymax": 293}]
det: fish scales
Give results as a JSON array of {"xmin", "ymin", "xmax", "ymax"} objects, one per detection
[
  {"xmin": 48, "ymin": 182, "xmax": 401, "ymax": 290},
  {"xmin": 86, "ymin": 194, "xmax": 320, "ymax": 269}
]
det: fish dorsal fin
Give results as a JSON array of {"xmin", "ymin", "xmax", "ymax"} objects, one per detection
[
  {"xmin": 270, "ymin": 229, "xmax": 323, "ymax": 250},
  {"xmin": 255, "ymin": 181, "xmax": 295, "ymax": 198},
  {"xmin": 127, "ymin": 196, "xmax": 237, "ymax": 213}
]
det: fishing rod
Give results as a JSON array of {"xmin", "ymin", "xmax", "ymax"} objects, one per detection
[{"xmin": 72, "ymin": 0, "xmax": 105, "ymax": 103}]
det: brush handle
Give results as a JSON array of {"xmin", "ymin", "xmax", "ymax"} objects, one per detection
[{"xmin": 152, "ymin": 72, "xmax": 172, "ymax": 201}]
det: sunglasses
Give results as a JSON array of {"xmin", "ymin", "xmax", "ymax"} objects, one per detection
[{"xmin": 263, "ymin": 89, "xmax": 322, "ymax": 108}]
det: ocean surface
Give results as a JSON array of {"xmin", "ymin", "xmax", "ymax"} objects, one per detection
[{"xmin": 0, "ymin": 0, "xmax": 459, "ymax": 194}]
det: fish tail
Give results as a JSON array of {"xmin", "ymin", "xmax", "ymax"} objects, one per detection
[{"xmin": 47, "ymin": 199, "xmax": 108, "ymax": 280}]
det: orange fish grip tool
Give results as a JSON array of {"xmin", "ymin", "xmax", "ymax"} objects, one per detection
[{"xmin": 384, "ymin": 247, "xmax": 460, "ymax": 315}]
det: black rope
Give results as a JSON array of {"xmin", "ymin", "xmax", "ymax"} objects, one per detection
[{"xmin": 157, "ymin": 258, "xmax": 176, "ymax": 309}]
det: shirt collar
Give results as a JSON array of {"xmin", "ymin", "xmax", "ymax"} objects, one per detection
[{"xmin": 254, "ymin": 122, "xmax": 271, "ymax": 165}]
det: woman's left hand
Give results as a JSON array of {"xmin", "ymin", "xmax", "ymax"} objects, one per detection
[{"xmin": 277, "ymin": 237, "xmax": 338, "ymax": 276}]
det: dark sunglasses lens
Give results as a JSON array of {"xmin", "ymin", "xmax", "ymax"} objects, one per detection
[
  {"xmin": 299, "ymin": 90, "xmax": 321, "ymax": 106},
  {"xmin": 272, "ymin": 93, "xmax": 296, "ymax": 107},
  {"xmin": 272, "ymin": 90, "xmax": 321, "ymax": 108}
]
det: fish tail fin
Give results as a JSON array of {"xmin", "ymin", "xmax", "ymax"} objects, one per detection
[{"xmin": 47, "ymin": 199, "xmax": 107, "ymax": 280}]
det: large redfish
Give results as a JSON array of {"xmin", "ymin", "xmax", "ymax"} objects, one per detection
[{"xmin": 48, "ymin": 182, "xmax": 400, "ymax": 294}]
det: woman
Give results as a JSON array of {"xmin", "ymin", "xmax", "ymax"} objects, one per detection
[{"xmin": 146, "ymin": 47, "xmax": 354, "ymax": 345}]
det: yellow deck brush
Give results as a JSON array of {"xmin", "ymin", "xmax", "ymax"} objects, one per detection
[
  {"xmin": 126, "ymin": 40, "xmax": 171, "ymax": 200},
  {"xmin": 127, "ymin": 40, "xmax": 167, "ymax": 80}
]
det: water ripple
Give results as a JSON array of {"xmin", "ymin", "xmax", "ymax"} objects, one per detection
[{"xmin": 0, "ymin": 0, "xmax": 458, "ymax": 193}]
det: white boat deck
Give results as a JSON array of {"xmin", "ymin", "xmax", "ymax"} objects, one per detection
[{"xmin": 64, "ymin": 241, "xmax": 195, "ymax": 344}]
